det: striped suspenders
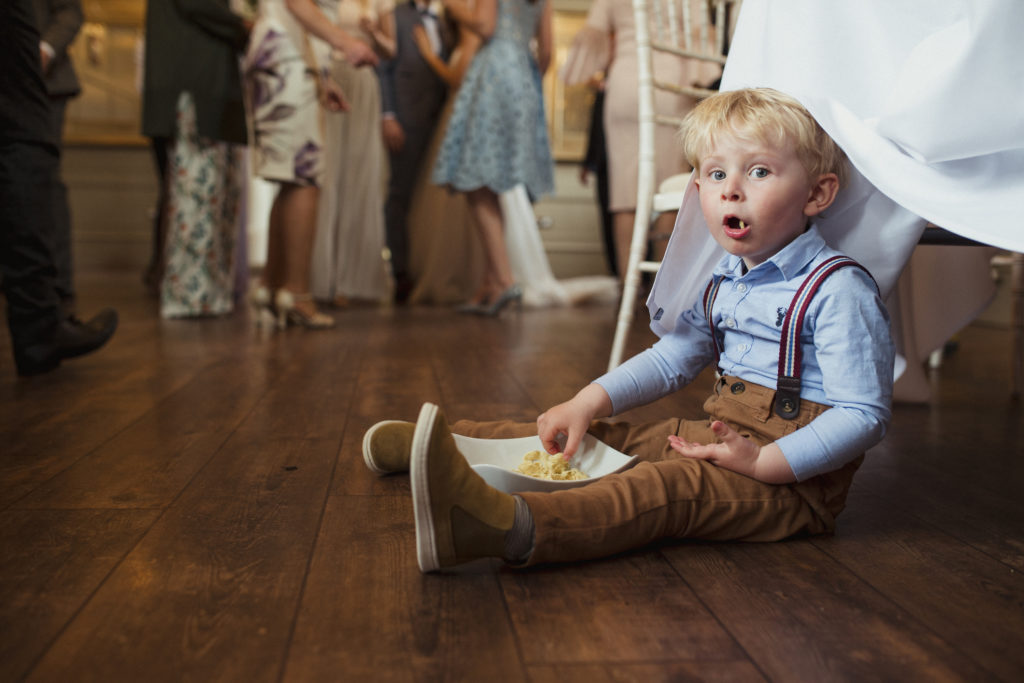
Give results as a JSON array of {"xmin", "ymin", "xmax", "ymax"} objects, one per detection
[{"xmin": 702, "ymin": 255, "xmax": 872, "ymax": 420}]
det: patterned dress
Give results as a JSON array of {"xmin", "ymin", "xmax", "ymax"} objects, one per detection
[
  {"xmin": 160, "ymin": 92, "xmax": 243, "ymax": 318},
  {"xmin": 244, "ymin": 0, "xmax": 336, "ymax": 186},
  {"xmin": 431, "ymin": 0, "xmax": 554, "ymax": 200}
]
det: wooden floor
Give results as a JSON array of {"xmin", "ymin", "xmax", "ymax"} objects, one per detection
[{"xmin": 2, "ymin": 270, "xmax": 1023, "ymax": 683}]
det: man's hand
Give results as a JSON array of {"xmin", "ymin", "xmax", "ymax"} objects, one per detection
[
  {"xmin": 339, "ymin": 35, "xmax": 378, "ymax": 67},
  {"xmin": 667, "ymin": 421, "xmax": 796, "ymax": 484},
  {"xmin": 321, "ymin": 77, "xmax": 350, "ymax": 112},
  {"xmin": 381, "ymin": 118, "xmax": 405, "ymax": 153},
  {"xmin": 578, "ymin": 165, "xmax": 592, "ymax": 186}
]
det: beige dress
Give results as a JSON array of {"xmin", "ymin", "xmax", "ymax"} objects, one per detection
[
  {"xmin": 311, "ymin": 0, "xmax": 393, "ymax": 303},
  {"xmin": 564, "ymin": 0, "xmax": 720, "ymax": 212}
]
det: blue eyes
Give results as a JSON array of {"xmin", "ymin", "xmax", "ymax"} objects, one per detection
[{"xmin": 706, "ymin": 167, "xmax": 770, "ymax": 181}]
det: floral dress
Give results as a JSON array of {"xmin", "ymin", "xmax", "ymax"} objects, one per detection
[
  {"xmin": 244, "ymin": 0, "xmax": 336, "ymax": 186},
  {"xmin": 160, "ymin": 92, "xmax": 244, "ymax": 318}
]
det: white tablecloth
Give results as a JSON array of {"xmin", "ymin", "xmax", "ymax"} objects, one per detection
[{"xmin": 647, "ymin": 0, "xmax": 1024, "ymax": 392}]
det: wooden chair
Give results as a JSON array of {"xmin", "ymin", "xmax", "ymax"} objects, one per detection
[{"xmin": 608, "ymin": 0, "xmax": 741, "ymax": 371}]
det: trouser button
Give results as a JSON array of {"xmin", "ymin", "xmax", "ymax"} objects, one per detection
[{"xmin": 730, "ymin": 381, "xmax": 745, "ymax": 394}]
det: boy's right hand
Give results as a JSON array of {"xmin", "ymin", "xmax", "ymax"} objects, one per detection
[{"xmin": 537, "ymin": 384, "xmax": 612, "ymax": 458}]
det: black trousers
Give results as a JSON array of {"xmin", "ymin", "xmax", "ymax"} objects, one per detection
[
  {"xmin": 1, "ymin": 0, "xmax": 65, "ymax": 372},
  {"xmin": 0, "ymin": 141, "xmax": 64, "ymax": 373},
  {"xmin": 46, "ymin": 96, "xmax": 75, "ymax": 303},
  {"xmin": 384, "ymin": 119, "xmax": 437, "ymax": 284}
]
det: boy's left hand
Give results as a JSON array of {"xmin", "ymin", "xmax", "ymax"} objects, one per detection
[{"xmin": 667, "ymin": 421, "xmax": 795, "ymax": 484}]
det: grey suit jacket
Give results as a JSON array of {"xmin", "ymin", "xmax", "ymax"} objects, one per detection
[
  {"xmin": 376, "ymin": 0, "xmax": 452, "ymax": 133},
  {"xmin": 32, "ymin": 0, "xmax": 83, "ymax": 98}
]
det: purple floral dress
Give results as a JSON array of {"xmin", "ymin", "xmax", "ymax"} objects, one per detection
[{"xmin": 243, "ymin": 8, "xmax": 329, "ymax": 186}]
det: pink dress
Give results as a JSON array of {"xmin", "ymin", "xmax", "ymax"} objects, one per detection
[{"xmin": 565, "ymin": 0, "xmax": 720, "ymax": 212}]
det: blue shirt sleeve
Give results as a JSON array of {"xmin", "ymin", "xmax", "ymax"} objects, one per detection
[
  {"xmin": 594, "ymin": 301, "xmax": 716, "ymax": 414},
  {"xmin": 596, "ymin": 261, "xmax": 893, "ymax": 482},
  {"xmin": 775, "ymin": 266, "xmax": 894, "ymax": 480}
]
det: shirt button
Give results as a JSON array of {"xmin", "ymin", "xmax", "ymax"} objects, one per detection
[
  {"xmin": 737, "ymin": 283, "xmax": 748, "ymax": 293},
  {"xmin": 726, "ymin": 317, "xmax": 736, "ymax": 328},
  {"xmin": 737, "ymin": 343, "xmax": 748, "ymax": 352}
]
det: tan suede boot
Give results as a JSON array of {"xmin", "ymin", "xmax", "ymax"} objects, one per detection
[
  {"xmin": 410, "ymin": 403, "xmax": 516, "ymax": 572},
  {"xmin": 362, "ymin": 420, "xmax": 415, "ymax": 475}
]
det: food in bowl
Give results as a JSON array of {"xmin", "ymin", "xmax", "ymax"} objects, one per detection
[{"xmin": 515, "ymin": 450, "xmax": 588, "ymax": 481}]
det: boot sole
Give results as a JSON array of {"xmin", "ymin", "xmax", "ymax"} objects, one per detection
[
  {"xmin": 411, "ymin": 403, "xmax": 441, "ymax": 572},
  {"xmin": 362, "ymin": 420, "xmax": 405, "ymax": 475}
]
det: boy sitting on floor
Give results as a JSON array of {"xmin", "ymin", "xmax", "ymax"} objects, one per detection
[{"xmin": 364, "ymin": 87, "xmax": 895, "ymax": 572}]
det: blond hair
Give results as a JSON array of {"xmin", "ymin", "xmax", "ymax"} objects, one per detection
[{"xmin": 681, "ymin": 88, "xmax": 849, "ymax": 188}]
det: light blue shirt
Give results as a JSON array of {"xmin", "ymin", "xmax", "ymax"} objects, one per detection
[{"xmin": 595, "ymin": 226, "xmax": 895, "ymax": 481}]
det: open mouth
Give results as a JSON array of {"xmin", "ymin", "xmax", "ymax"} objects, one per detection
[{"xmin": 723, "ymin": 215, "xmax": 751, "ymax": 239}]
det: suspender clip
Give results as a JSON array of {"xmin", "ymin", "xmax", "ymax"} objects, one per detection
[{"xmin": 775, "ymin": 375, "xmax": 802, "ymax": 419}]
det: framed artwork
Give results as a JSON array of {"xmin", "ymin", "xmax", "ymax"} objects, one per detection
[
  {"xmin": 64, "ymin": 1, "xmax": 146, "ymax": 144},
  {"xmin": 543, "ymin": 10, "xmax": 596, "ymax": 162}
]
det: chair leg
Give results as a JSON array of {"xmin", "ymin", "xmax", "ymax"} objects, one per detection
[{"xmin": 608, "ymin": 197, "xmax": 656, "ymax": 371}]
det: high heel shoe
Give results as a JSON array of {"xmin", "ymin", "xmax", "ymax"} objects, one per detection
[
  {"xmin": 455, "ymin": 299, "xmax": 485, "ymax": 314},
  {"xmin": 481, "ymin": 284, "xmax": 522, "ymax": 317},
  {"xmin": 250, "ymin": 285, "xmax": 276, "ymax": 328},
  {"xmin": 274, "ymin": 289, "xmax": 336, "ymax": 330}
]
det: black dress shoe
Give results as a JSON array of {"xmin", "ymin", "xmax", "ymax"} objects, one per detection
[
  {"xmin": 60, "ymin": 308, "xmax": 118, "ymax": 359},
  {"xmin": 16, "ymin": 308, "xmax": 118, "ymax": 376},
  {"xmin": 393, "ymin": 277, "xmax": 414, "ymax": 305}
]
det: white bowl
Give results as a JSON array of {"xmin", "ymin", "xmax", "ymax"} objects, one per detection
[{"xmin": 453, "ymin": 432, "xmax": 639, "ymax": 493}]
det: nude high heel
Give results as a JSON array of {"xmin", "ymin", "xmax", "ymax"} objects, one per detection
[
  {"xmin": 274, "ymin": 289, "xmax": 335, "ymax": 330},
  {"xmin": 249, "ymin": 284, "xmax": 276, "ymax": 328}
]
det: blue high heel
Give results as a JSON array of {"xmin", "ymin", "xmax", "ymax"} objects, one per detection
[
  {"xmin": 455, "ymin": 300, "xmax": 485, "ymax": 314},
  {"xmin": 481, "ymin": 284, "xmax": 522, "ymax": 316}
]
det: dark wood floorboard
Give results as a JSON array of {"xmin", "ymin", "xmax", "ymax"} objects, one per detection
[{"xmin": 1, "ymin": 270, "xmax": 1022, "ymax": 682}]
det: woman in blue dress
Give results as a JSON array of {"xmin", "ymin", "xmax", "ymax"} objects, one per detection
[{"xmin": 432, "ymin": 0, "xmax": 555, "ymax": 314}]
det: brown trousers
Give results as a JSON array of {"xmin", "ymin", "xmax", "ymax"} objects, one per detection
[{"xmin": 452, "ymin": 376, "xmax": 862, "ymax": 566}]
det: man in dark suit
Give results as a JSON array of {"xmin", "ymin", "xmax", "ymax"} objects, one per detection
[
  {"xmin": 1, "ymin": 0, "xmax": 117, "ymax": 376},
  {"xmin": 32, "ymin": 0, "xmax": 84, "ymax": 312},
  {"xmin": 378, "ymin": 0, "xmax": 451, "ymax": 304}
]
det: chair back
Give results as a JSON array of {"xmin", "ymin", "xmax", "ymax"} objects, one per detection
[{"xmin": 609, "ymin": 0, "xmax": 742, "ymax": 370}]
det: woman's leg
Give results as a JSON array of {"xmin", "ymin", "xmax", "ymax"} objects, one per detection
[
  {"xmin": 264, "ymin": 187, "xmax": 286, "ymax": 291},
  {"xmin": 613, "ymin": 210, "xmax": 635, "ymax": 283},
  {"xmin": 467, "ymin": 187, "xmax": 515, "ymax": 292},
  {"xmin": 273, "ymin": 182, "xmax": 323, "ymax": 318}
]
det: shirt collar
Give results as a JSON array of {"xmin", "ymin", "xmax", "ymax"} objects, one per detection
[{"xmin": 714, "ymin": 224, "xmax": 829, "ymax": 281}]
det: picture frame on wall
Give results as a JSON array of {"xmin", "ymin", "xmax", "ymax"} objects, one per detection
[{"xmin": 543, "ymin": 9, "xmax": 595, "ymax": 162}]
